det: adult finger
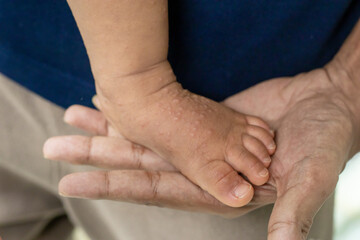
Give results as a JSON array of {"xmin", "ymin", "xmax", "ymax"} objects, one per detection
[
  {"xmin": 64, "ymin": 105, "xmax": 108, "ymax": 136},
  {"xmin": 91, "ymin": 95, "xmax": 101, "ymax": 109},
  {"xmin": 43, "ymin": 135, "xmax": 176, "ymax": 171},
  {"xmin": 58, "ymin": 170, "xmax": 255, "ymax": 217},
  {"xmin": 267, "ymin": 166, "xmax": 337, "ymax": 240}
]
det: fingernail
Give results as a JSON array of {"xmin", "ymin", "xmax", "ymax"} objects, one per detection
[
  {"xmin": 63, "ymin": 110, "xmax": 71, "ymax": 124},
  {"xmin": 233, "ymin": 183, "xmax": 252, "ymax": 199},
  {"xmin": 59, "ymin": 191, "xmax": 69, "ymax": 197},
  {"xmin": 42, "ymin": 138, "xmax": 56, "ymax": 159},
  {"xmin": 259, "ymin": 168, "xmax": 269, "ymax": 177},
  {"xmin": 92, "ymin": 95, "xmax": 100, "ymax": 108}
]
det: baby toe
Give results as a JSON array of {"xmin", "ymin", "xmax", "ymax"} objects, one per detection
[
  {"xmin": 245, "ymin": 115, "xmax": 273, "ymax": 135},
  {"xmin": 242, "ymin": 134, "xmax": 272, "ymax": 167},
  {"xmin": 246, "ymin": 125, "xmax": 276, "ymax": 154},
  {"xmin": 193, "ymin": 159, "xmax": 254, "ymax": 207},
  {"xmin": 225, "ymin": 144, "xmax": 270, "ymax": 186}
]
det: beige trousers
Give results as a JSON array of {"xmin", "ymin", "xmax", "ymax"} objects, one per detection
[{"xmin": 0, "ymin": 73, "xmax": 334, "ymax": 240}]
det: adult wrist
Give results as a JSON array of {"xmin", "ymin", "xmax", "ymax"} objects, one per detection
[
  {"xmin": 323, "ymin": 58, "xmax": 360, "ymax": 156},
  {"xmin": 324, "ymin": 20, "xmax": 360, "ymax": 121},
  {"xmin": 324, "ymin": 58, "xmax": 360, "ymax": 118}
]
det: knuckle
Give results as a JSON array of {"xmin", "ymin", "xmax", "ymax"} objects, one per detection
[
  {"xmin": 143, "ymin": 201, "xmax": 164, "ymax": 208},
  {"xmin": 131, "ymin": 142, "xmax": 145, "ymax": 169},
  {"xmin": 268, "ymin": 220, "xmax": 297, "ymax": 235},
  {"xmin": 98, "ymin": 171, "xmax": 110, "ymax": 199},
  {"xmin": 144, "ymin": 171, "xmax": 161, "ymax": 201},
  {"xmin": 268, "ymin": 219, "xmax": 312, "ymax": 238},
  {"xmin": 84, "ymin": 136, "xmax": 94, "ymax": 164},
  {"xmin": 101, "ymin": 118, "xmax": 109, "ymax": 136},
  {"xmin": 301, "ymin": 218, "xmax": 313, "ymax": 236}
]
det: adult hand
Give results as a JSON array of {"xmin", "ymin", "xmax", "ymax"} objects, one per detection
[
  {"xmin": 224, "ymin": 64, "xmax": 359, "ymax": 239},
  {"xmin": 44, "ymin": 104, "xmax": 276, "ymax": 218},
  {"xmin": 226, "ymin": 20, "xmax": 360, "ymax": 239},
  {"xmin": 44, "ymin": 61, "xmax": 360, "ymax": 239}
]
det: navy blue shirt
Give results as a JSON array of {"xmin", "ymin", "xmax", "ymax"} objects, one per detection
[{"xmin": 0, "ymin": 0, "xmax": 359, "ymax": 108}]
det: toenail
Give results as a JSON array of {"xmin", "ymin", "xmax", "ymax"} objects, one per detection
[
  {"xmin": 268, "ymin": 142, "xmax": 276, "ymax": 150},
  {"xmin": 259, "ymin": 168, "xmax": 269, "ymax": 177},
  {"xmin": 263, "ymin": 157, "xmax": 272, "ymax": 163},
  {"xmin": 233, "ymin": 183, "xmax": 252, "ymax": 199}
]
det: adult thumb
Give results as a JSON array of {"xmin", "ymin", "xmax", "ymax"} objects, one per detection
[{"xmin": 267, "ymin": 181, "xmax": 330, "ymax": 240}]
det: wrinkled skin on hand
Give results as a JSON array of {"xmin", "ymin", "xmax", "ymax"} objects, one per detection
[
  {"xmin": 224, "ymin": 67, "xmax": 359, "ymax": 239},
  {"xmin": 45, "ymin": 66, "xmax": 360, "ymax": 240}
]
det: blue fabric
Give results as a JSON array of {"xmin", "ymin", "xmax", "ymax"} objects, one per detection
[{"xmin": 0, "ymin": 0, "xmax": 359, "ymax": 108}]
